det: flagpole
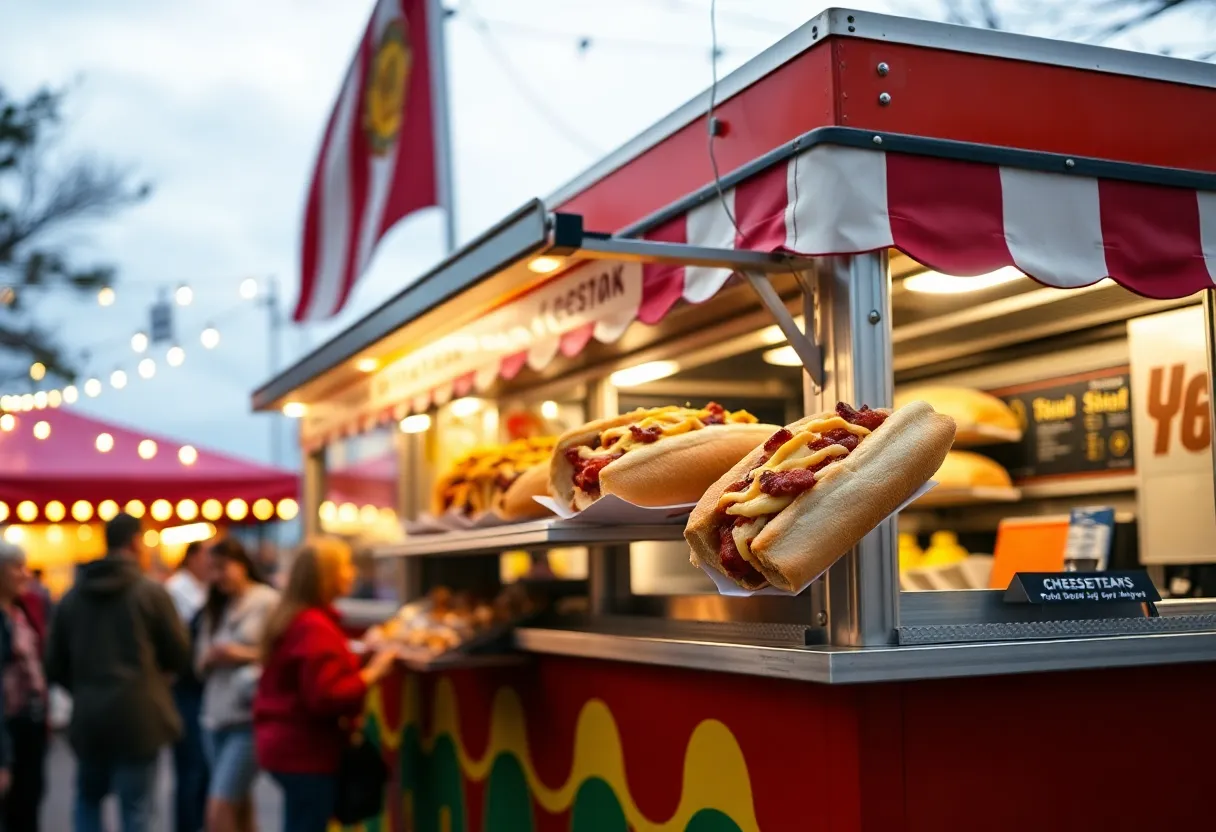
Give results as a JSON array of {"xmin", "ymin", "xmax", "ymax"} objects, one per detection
[{"xmin": 426, "ymin": 0, "xmax": 457, "ymax": 254}]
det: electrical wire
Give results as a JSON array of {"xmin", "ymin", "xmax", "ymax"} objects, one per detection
[
  {"xmin": 466, "ymin": 14, "xmax": 768, "ymax": 57},
  {"xmin": 707, "ymin": 0, "xmax": 741, "ymax": 236},
  {"xmin": 455, "ymin": 1, "xmax": 605, "ymax": 158}
]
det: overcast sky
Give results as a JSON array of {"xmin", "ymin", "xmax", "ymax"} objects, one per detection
[{"xmin": 0, "ymin": 0, "xmax": 1197, "ymax": 468}]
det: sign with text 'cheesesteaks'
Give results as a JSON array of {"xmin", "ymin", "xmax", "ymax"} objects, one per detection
[
  {"xmin": 1005, "ymin": 571, "xmax": 1160, "ymax": 605},
  {"xmin": 1128, "ymin": 306, "xmax": 1215, "ymax": 565},
  {"xmin": 984, "ymin": 368, "xmax": 1134, "ymax": 483}
]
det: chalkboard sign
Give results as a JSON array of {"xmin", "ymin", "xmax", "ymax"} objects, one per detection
[
  {"xmin": 1005, "ymin": 571, "xmax": 1160, "ymax": 605},
  {"xmin": 985, "ymin": 367, "xmax": 1134, "ymax": 483}
]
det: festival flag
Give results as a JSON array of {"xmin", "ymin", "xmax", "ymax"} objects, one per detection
[{"xmin": 294, "ymin": 0, "xmax": 453, "ymax": 322}]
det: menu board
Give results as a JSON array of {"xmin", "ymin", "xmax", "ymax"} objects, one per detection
[{"xmin": 984, "ymin": 367, "xmax": 1135, "ymax": 483}]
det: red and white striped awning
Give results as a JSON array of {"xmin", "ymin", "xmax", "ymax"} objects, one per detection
[{"xmin": 308, "ymin": 136, "xmax": 1216, "ymax": 447}]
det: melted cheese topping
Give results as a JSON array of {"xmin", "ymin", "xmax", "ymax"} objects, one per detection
[
  {"xmin": 731, "ymin": 516, "xmax": 769, "ymax": 568},
  {"xmin": 718, "ymin": 417, "xmax": 872, "ymax": 532},
  {"xmin": 577, "ymin": 406, "xmax": 758, "ymax": 460}
]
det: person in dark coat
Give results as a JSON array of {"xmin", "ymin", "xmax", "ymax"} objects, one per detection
[{"xmin": 44, "ymin": 513, "xmax": 191, "ymax": 832}]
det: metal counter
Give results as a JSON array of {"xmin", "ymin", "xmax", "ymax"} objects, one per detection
[{"xmin": 514, "ymin": 615, "xmax": 1216, "ymax": 684}]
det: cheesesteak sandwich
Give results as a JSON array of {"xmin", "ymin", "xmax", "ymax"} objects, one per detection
[
  {"xmin": 550, "ymin": 402, "xmax": 778, "ymax": 511},
  {"xmin": 687, "ymin": 401, "xmax": 957, "ymax": 591},
  {"xmin": 432, "ymin": 436, "xmax": 557, "ymax": 520}
]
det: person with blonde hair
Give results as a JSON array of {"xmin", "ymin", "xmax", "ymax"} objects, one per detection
[{"xmin": 252, "ymin": 538, "xmax": 397, "ymax": 832}]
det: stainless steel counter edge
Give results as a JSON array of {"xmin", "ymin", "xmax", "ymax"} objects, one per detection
[{"xmin": 513, "ymin": 626, "xmax": 1216, "ymax": 684}]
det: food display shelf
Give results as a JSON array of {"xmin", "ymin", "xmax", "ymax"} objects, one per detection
[
  {"xmin": 374, "ymin": 518, "xmax": 688, "ymax": 558},
  {"xmin": 909, "ymin": 485, "xmax": 1023, "ymax": 509}
]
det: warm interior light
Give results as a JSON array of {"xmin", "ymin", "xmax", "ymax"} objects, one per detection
[
  {"xmin": 19, "ymin": 394, "xmax": 32, "ymax": 411},
  {"xmin": 763, "ymin": 346, "xmax": 803, "ymax": 367},
  {"xmin": 176, "ymin": 499, "xmax": 199, "ymax": 521},
  {"xmin": 275, "ymin": 498, "xmax": 299, "ymax": 521},
  {"xmin": 540, "ymin": 400, "xmax": 560, "ymax": 420},
  {"xmin": 527, "ymin": 256, "xmax": 563, "ymax": 274},
  {"xmin": 71, "ymin": 500, "xmax": 93, "ymax": 522},
  {"xmin": 202, "ymin": 499, "xmax": 223, "ymax": 521},
  {"xmin": 150, "ymin": 499, "xmax": 173, "ymax": 522},
  {"xmin": 46, "ymin": 525, "xmax": 62, "ymax": 545},
  {"xmin": 33, "ymin": 391, "xmax": 47, "ymax": 410},
  {"xmin": 95, "ymin": 432, "xmax": 115, "ymax": 453},
  {"xmin": 77, "ymin": 524, "xmax": 93, "ymax": 541},
  {"xmin": 29, "ymin": 362, "xmax": 45, "ymax": 381},
  {"xmin": 160, "ymin": 522, "xmax": 216, "ymax": 547},
  {"xmin": 318, "ymin": 501, "xmax": 337, "ymax": 523},
  {"xmin": 0, "ymin": 414, "xmax": 14, "ymax": 432},
  {"xmin": 63, "ymin": 385, "xmax": 78, "ymax": 404},
  {"xmin": 32, "ymin": 420, "xmax": 50, "ymax": 440},
  {"xmin": 903, "ymin": 266, "xmax": 1024, "ymax": 295},
  {"xmin": 226, "ymin": 498, "xmax": 249, "ymax": 521},
  {"xmin": 143, "ymin": 529, "xmax": 160, "ymax": 548},
  {"xmin": 378, "ymin": 507, "xmax": 397, "ymax": 522},
  {"xmin": 448, "ymin": 397, "xmax": 482, "ymax": 419},
  {"xmin": 84, "ymin": 378, "xmax": 102, "ymax": 397},
  {"xmin": 111, "ymin": 369, "xmax": 128, "ymax": 389},
  {"xmin": 98, "ymin": 500, "xmax": 119, "ymax": 521},
  {"xmin": 759, "ymin": 317, "xmax": 808, "ymax": 345},
  {"xmin": 0, "ymin": 503, "xmax": 8, "ymax": 523},
  {"xmin": 47, "ymin": 389, "xmax": 62, "ymax": 408},
  {"xmin": 131, "ymin": 331, "xmax": 149, "ymax": 353},
  {"xmin": 609, "ymin": 360, "xmax": 680, "ymax": 388},
  {"xmin": 16, "ymin": 501, "xmax": 37, "ymax": 523},
  {"xmin": 355, "ymin": 357, "xmax": 379, "ymax": 373},
  {"xmin": 178, "ymin": 445, "xmax": 198, "ymax": 466},
  {"xmin": 44, "ymin": 501, "xmax": 65, "ymax": 522},
  {"xmin": 252, "ymin": 498, "xmax": 274, "ymax": 521},
  {"xmin": 138, "ymin": 358, "xmax": 156, "ymax": 379},
  {"xmin": 337, "ymin": 502, "xmax": 358, "ymax": 524},
  {"xmin": 399, "ymin": 414, "xmax": 431, "ymax": 434},
  {"xmin": 282, "ymin": 402, "xmax": 307, "ymax": 418},
  {"xmin": 3, "ymin": 526, "xmax": 23, "ymax": 544},
  {"xmin": 138, "ymin": 439, "xmax": 158, "ymax": 460},
  {"xmin": 166, "ymin": 345, "xmax": 185, "ymax": 367},
  {"xmin": 359, "ymin": 504, "xmax": 379, "ymax": 524},
  {"xmin": 125, "ymin": 500, "xmax": 146, "ymax": 518}
]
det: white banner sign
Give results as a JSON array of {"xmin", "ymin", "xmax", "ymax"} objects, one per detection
[
  {"xmin": 368, "ymin": 259, "xmax": 643, "ymax": 410},
  {"xmin": 1128, "ymin": 306, "xmax": 1216, "ymax": 565}
]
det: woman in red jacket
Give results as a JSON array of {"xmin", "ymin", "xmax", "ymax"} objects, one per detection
[{"xmin": 253, "ymin": 538, "xmax": 397, "ymax": 832}]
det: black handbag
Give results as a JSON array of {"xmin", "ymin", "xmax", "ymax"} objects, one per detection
[{"xmin": 333, "ymin": 733, "xmax": 389, "ymax": 825}]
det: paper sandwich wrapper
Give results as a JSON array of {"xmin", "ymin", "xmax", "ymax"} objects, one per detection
[
  {"xmin": 700, "ymin": 480, "xmax": 938, "ymax": 597},
  {"xmin": 532, "ymin": 494, "xmax": 697, "ymax": 525}
]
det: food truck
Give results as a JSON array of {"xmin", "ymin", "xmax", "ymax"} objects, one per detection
[{"xmin": 253, "ymin": 9, "xmax": 1216, "ymax": 830}]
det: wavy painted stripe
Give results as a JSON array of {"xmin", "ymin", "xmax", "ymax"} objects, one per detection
[{"xmin": 365, "ymin": 674, "xmax": 760, "ymax": 832}]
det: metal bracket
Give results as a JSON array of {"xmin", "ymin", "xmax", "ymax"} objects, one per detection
[{"xmin": 741, "ymin": 269, "xmax": 824, "ymax": 388}]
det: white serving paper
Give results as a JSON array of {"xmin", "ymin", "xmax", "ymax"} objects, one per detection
[
  {"xmin": 699, "ymin": 480, "xmax": 939, "ymax": 597},
  {"xmin": 532, "ymin": 494, "xmax": 698, "ymax": 525},
  {"xmin": 403, "ymin": 514, "xmax": 451, "ymax": 535}
]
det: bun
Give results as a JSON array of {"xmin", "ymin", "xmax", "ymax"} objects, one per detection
[
  {"xmin": 550, "ymin": 408, "xmax": 777, "ymax": 510},
  {"xmin": 931, "ymin": 450, "xmax": 1014, "ymax": 489},
  {"xmin": 688, "ymin": 402, "xmax": 956, "ymax": 592},
  {"xmin": 894, "ymin": 386, "xmax": 1020, "ymax": 443},
  {"xmin": 497, "ymin": 464, "xmax": 551, "ymax": 520}
]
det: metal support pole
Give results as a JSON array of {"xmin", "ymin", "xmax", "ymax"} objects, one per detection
[
  {"xmin": 302, "ymin": 448, "xmax": 326, "ymax": 541},
  {"xmin": 808, "ymin": 253, "xmax": 899, "ymax": 647},
  {"xmin": 264, "ymin": 277, "xmax": 284, "ymax": 467},
  {"xmin": 1203, "ymin": 293, "xmax": 1216, "ymax": 526},
  {"xmin": 397, "ymin": 428, "xmax": 426, "ymax": 600},
  {"xmin": 585, "ymin": 378, "xmax": 629, "ymax": 616}
]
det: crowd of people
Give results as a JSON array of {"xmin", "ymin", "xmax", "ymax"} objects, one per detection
[{"xmin": 0, "ymin": 513, "xmax": 402, "ymax": 832}]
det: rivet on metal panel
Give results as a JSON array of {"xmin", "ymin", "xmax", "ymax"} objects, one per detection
[
  {"xmin": 1065, "ymin": 158, "xmax": 1076, "ymax": 169},
  {"xmin": 817, "ymin": 611, "xmax": 829, "ymax": 626},
  {"xmin": 872, "ymin": 135, "xmax": 883, "ymax": 145},
  {"xmin": 877, "ymin": 62, "xmax": 890, "ymax": 76},
  {"xmin": 848, "ymin": 25, "xmax": 856, "ymax": 32},
  {"xmin": 812, "ymin": 25, "xmax": 819, "ymax": 39},
  {"xmin": 878, "ymin": 92, "xmax": 892, "ymax": 106},
  {"xmin": 708, "ymin": 116, "xmax": 726, "ymax": 138},
  {"xmin": 868, "ymin": 309, "xmax": 881, "ymax": 324}
]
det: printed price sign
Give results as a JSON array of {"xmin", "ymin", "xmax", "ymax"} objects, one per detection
[
  {"xmin": 1063, "ymin": 507, "xmax": 1116, "ymax": 571},
  {"xmin": 1005, "ymin": 571, "xmax": 1160, "ymax": 605}
]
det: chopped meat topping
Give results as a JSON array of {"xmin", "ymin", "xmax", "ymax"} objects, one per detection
[
  {"xmin": 702, "ymin": 401, "xmax": 727, "ymax": 425},
  {"xmin": 718, "ymin": 525, "xmax": 764, "ymax": 584},
  {"xmin": 763, "ymin": 428, "xmax": 794, "ymax": 454},
  {"xmin": 565, "ymin": 447, "xmax": 623, "ymax": 494},
  {"xmin": 836, "ymin": 402, "xmax": 888, "ymax": 431},
  {"xmin": 628, "ymin": 424, "xmax": 663, "ymax": 443},
  {"xmin": 758, "ymin": 468, "xmax": 817, "ymax": 497},
  {"xmin": 808, "ymin": 428, "xmax": 861, "ymax": 454}
]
